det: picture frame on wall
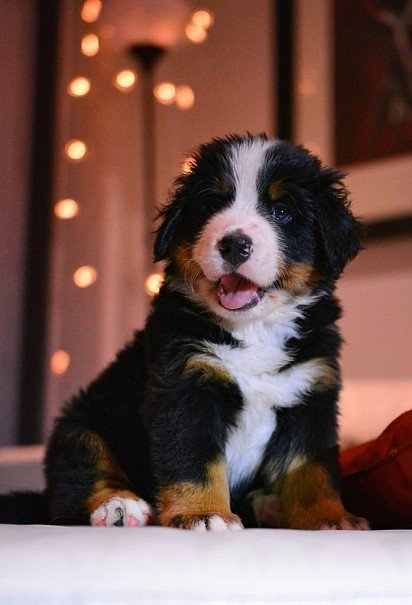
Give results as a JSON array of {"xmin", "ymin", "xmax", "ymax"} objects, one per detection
[
  {"xmin": 335, "ymin": 0, "xmax": 412, "ymax": 167},
  {"xmin": 289, "ymin": 0, "xmax": 412, "ymax": 228}
]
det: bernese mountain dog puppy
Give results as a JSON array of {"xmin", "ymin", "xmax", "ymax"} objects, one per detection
[{"xmin": 3, "ymin": 134, "xmax": 370, "ymax": 531}]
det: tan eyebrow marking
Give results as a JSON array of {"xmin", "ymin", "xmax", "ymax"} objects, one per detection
[{"xmin": 268, "ymin": 180, "xmax": 285, "ymax": 200}]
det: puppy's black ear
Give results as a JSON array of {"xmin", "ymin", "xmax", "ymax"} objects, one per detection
[
  {"xmin": 153, "ymin": 197, "xmax": 184, "ymax": 262},
  {"xmin": 316, "ymin": 168, "xmax": 362, "ymax": 279}
]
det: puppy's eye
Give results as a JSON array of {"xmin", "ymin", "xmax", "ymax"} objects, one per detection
[{"xmin": 271, "ymin": 203, "xmax": 293, "ymax": 224}]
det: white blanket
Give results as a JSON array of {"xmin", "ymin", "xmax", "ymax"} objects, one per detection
[{"xmin": 0, "ymin": 525, "xmax": 411, "ymax": 605}]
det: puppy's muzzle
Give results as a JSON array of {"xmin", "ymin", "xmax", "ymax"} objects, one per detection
[{"xmin": 219, "ymin": 232, "xmax": 253, "ymax": 268}]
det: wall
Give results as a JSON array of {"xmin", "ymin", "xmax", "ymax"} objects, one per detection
[
  {"xmin": 45, "ymin": 0, "xmax": 148, "ymax": 432},
  {"xmin": 338, "ymin": 235, "xmax": 412, "ymax": 446},
  {"xmin": 0, "ymin": 0, "xmax": 36, "ymax": 446},
  {"xmin": 155, "ymin": 0, "xmax": 275, "ymax": 200}
]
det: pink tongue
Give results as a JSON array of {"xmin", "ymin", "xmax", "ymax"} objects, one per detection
[{"xmin": 218, "ymin": 274, "xmax": 259, "ymax": 310}]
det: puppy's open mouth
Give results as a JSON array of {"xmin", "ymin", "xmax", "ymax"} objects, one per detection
[{"xmin": 217, "ymin": 274, "xmax": 264, "ymax": 311}]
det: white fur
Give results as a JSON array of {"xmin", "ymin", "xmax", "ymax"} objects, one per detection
[
  {"xmin": 90, "ymin": 497, "xmax": 152, "ymax": 527},
  {"xmin": 229, "ymin": 138, "xmax": 277, "ymax": 213},
  {"xmin": 198, "ymin": 292, "xmax": 320, "ymax": 489},
  {"xmin": 191, "ymin": 514, "xmax": 243, "ymax": 532},
  {"xmin": 192, "ymin": 139, "xmax": 284, "ymax": 320}
]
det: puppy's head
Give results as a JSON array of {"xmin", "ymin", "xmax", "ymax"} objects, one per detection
[{"xmin": 155, "ymin": 135, "xmax": 361, "ymax": 321}]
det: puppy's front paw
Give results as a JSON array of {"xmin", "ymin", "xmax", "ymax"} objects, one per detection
[
  {"xmin": 90, "ymin": 497, "xmax": 153, "ymax": 527},
  {"xmin": 168, "ymin": 513, "xmax": 244, "ymax": 531}
]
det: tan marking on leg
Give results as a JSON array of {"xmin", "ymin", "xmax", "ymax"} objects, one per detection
[
  {"xmin": 158, "ymin": 458, "xmax": 241, "ymax": 528},
  {"xmin": 309, "ymin": 358, "xmax": 340, "ymax": 393},
  {"xmin": 84, "ymin": 432, "xmax": 131, "ymax": 492},
  {"xmin": 184, "ymin": 356, "xmax": 233, "ymax": 384},
  {"xmin": 81, "ymin": 432, "xmax": 140, "ymax": 517},
  {"xmin": 277, "ymin": 459, "xmax": 368, "ymax": 530}
]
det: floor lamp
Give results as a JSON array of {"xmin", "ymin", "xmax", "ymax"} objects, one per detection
[{"xmin": 100, "ymin": 0, "xmax": 192, "ymax": 278}]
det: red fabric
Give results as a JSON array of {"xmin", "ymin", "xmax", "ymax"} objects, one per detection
[{"xmin": 340, "ymin": 410, "xmax": 412, "ymax": 529}]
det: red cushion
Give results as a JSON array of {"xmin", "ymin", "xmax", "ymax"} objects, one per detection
[{"xmin": 340, "ymin": 410, "xmax": 412, "ymax": 529}]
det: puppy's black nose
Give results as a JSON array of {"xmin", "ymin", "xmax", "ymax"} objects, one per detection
[{"xmin": 219, "ymin": 233, "xmax": 253, "ymax": 267}]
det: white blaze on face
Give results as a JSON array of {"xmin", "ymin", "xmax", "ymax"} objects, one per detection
[{"xmin": 193, "ymin": 139, "xmax": 283, "ymax": 289}]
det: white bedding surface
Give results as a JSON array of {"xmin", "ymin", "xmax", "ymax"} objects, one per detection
[{"xmin": 0, "ymin": 525, "xmax": 411, "ymax": 605}]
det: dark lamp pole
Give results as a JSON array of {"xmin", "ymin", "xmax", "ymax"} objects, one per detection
[{"xmin": 130, "ymin": 44, "xmax": 166, "ymax": 273}]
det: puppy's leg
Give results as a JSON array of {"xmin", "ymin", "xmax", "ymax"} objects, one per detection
[
  {"xmin": 259, "ymin": 375, "xmax": 369, "ymax": 531},
  {"xmin": 157, "ymin": 457, "xmax": 242, "ymax": 531},
  {"xmin": 276, "ymin": 457, "xmax": 369, "ymax": 530},
  {"xmin": 46, "ymin": 428, "xmax": 152, "ymax": 526},
  {"xmin": 146, "ymin": 359, "xmax": 243, "ymax": 531}
]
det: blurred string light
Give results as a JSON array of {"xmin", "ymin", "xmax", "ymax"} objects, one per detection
[
  {"xmin": 192, "ymin": 9, "xmax": 214, "ymax": 29},
  {"xmin": 185, "ymin": 23, "xmax": 208, "ymax": 43},
  {"xmin": 54, "ymin": 199, "xmax": 79, "ymax": 220},
  {"xmin": 53, "ymin": 3, "xmax": 214, "ymax": 379},
  {"xmin": 64, "ymin": 139, "xmax": 87, "ymax": 161},
  {"xmin": 67, "ymin": 76, "xmax": 91, "ymax": 97},
  {"xmin": 297, "ymin": 76, "xmax": 316, "ymax": 97},
  {"xmin": 152, "ymin": 83, "xmax": 195, "ymax": 109},
  {"xmin": 114, "ymin": 69, "xmax": 138, "ymax": 92},
  {"xmin": 81, "ymin": 0, "xmax": 102, "ymax": 23},
  {"xmin": 154, "ymin": 82, "xmax": 176, "ymax": 105},
  {"xmin": 73, "ymin": 265, "xmax": 98, "ymax": 288},
  {"xmin": 185, "ymin": 8, "xmax": 214, "ymax": 43},
  {"xmin": 50, "ymin": 350, "xmax": 70, "ymax": 375},
  {"xmin": 145, "ymin": 273, "xmax": 164, "ymax": 296},
  {"xmin": 81, "ymin": 33, "xmax": 100, "ymax": 57},
  {"xmin": 175, "ymin": 85, "xmax": 195, "ymax": 110},
  {"xmin": 53, "ymin": 2, "xmax": 102, "ymax": 379}
]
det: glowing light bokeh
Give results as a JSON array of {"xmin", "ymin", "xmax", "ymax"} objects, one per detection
[
  {"xmin": 73, "ymin": 265, "xmax": 97, "ymax": 288},
  {"xmin": 192, "ymin": 10, "xmax": 214, "ymax": 29},
  {"xmin": 114, "ymin": 69, "xmax": 137, "ymax": 91},
  {"xmin": 175, "ymin": 85, "xmax": 195, "ymax": 110},
  {"xmin": 153, "ymin": 82, "xmax": 176, "ymax": 105},
  {"xmin": 64, "ymin": 139, "xmax": 87, "ymax": 161},
  {"xmin": 67, "ymin": 76, "xmax": 91, "ymax": 97},
  {"xmin": 297, "ymin": 78, "xmax": 316, "ymax": 97},
  {"xmin": 50, "ymin": 350, "xmax": 70, "ymax": 375},
  {"xmin": 81, "ymin": 0, "xmax": 102, "ymax": 23},
  {"xmin": 81, "ymin": 34, "xmax": 99, "ymax": 57},
  {"xmin": 145, "ymin": 273, "xmax": 164, "ymax": 296},
  {"xmin": 54, "ymin": 199, "xmax": 79, "ymax": 220},
  {"xmin": 185, "ymin": 23, "xmax": 208, "ymax": 43}
]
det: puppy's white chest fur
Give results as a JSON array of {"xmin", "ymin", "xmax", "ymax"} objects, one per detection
[{"xmin": 204, "ymin": 295, "xmax": 319, "ymax": 489}]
